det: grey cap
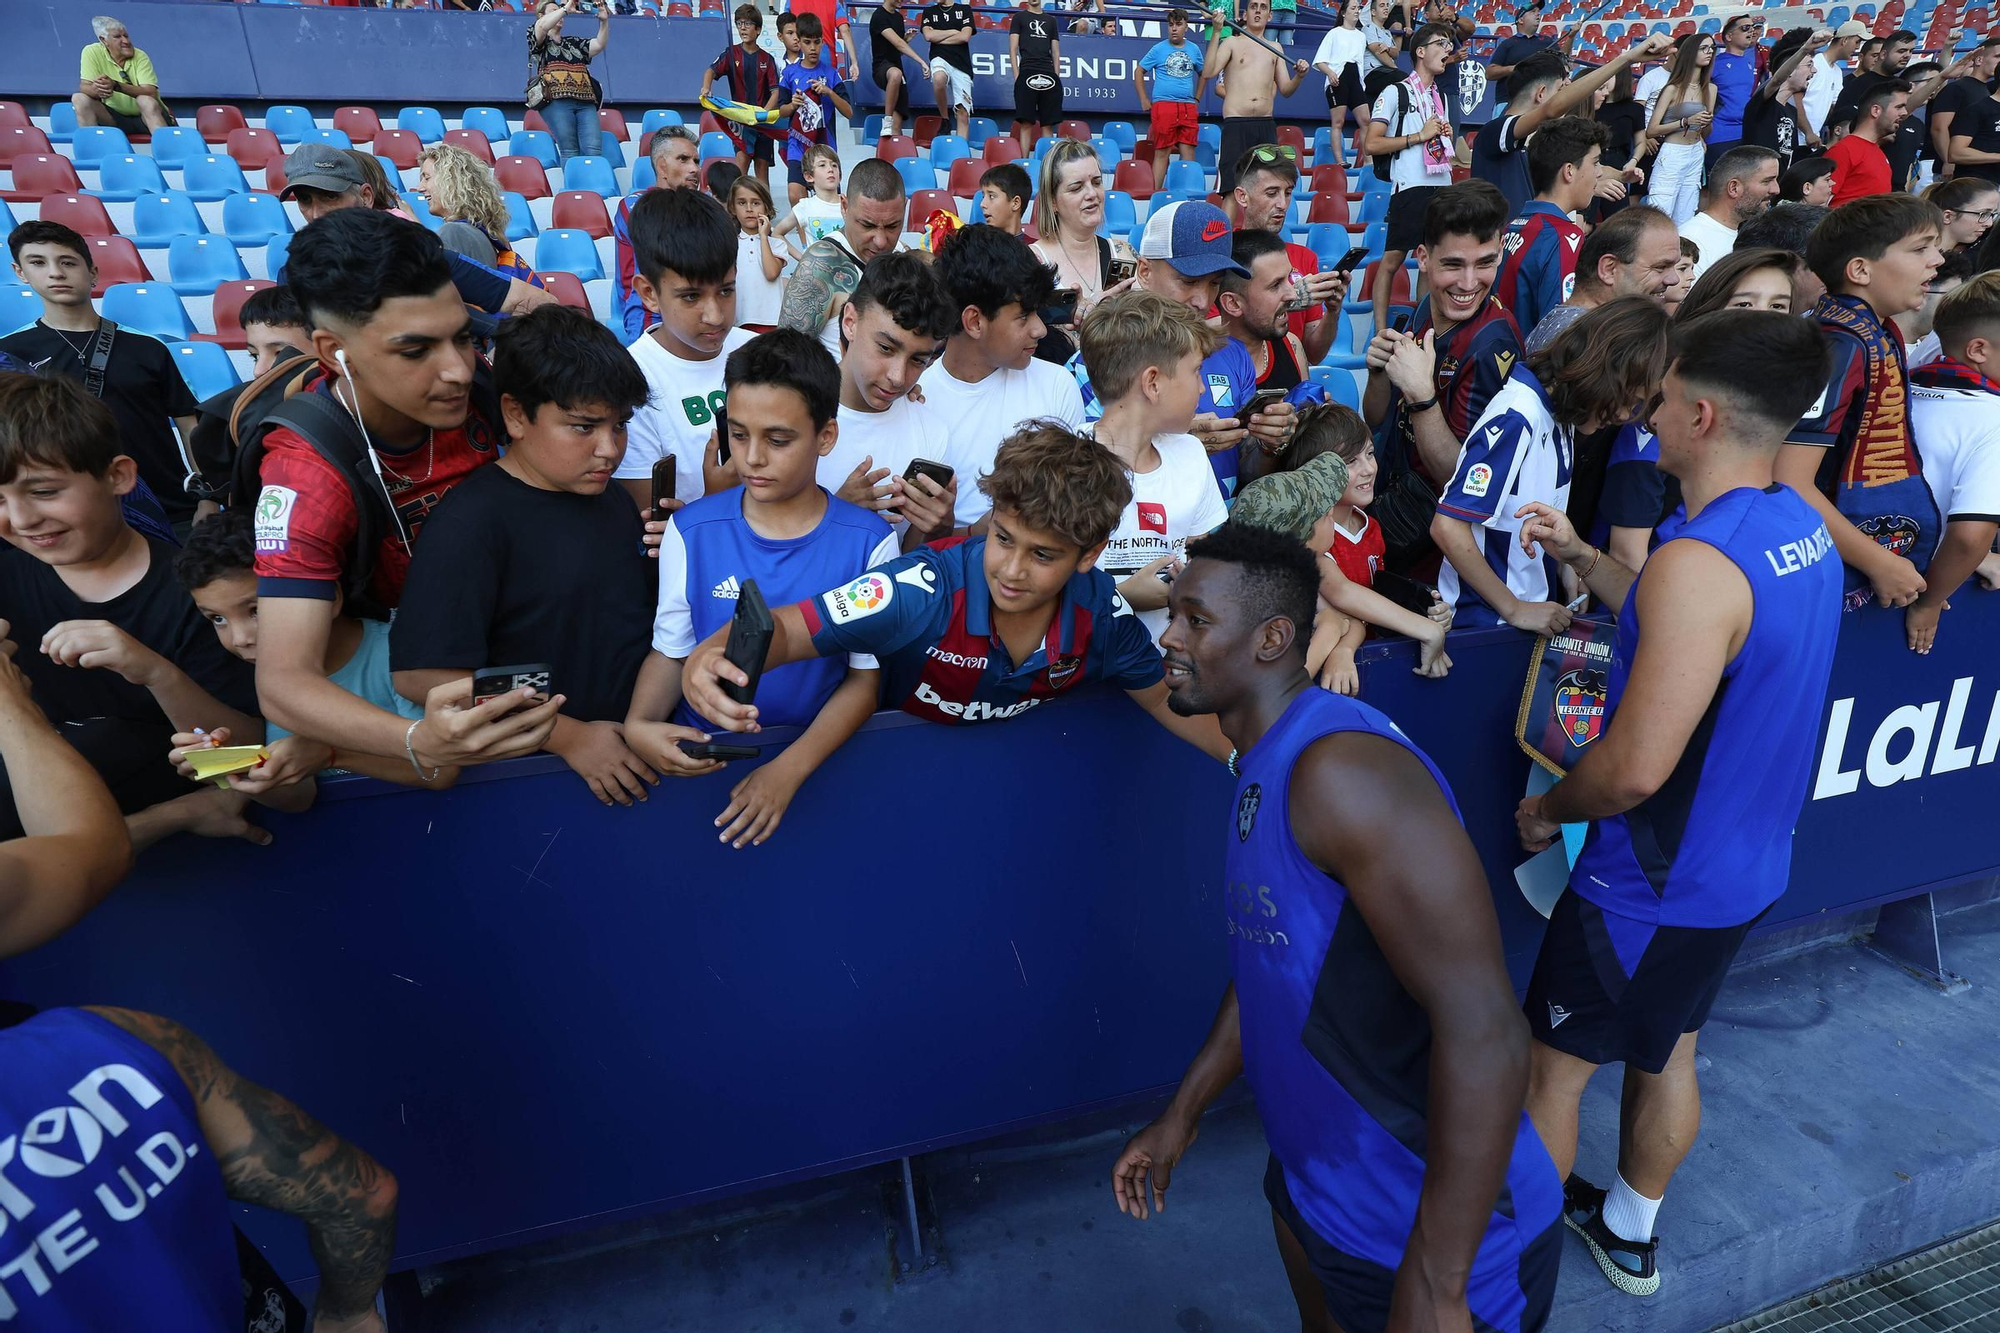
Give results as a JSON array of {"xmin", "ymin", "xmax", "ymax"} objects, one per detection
[
  {"xmin": 1230, "ymin": 452, "xmax": 1350, "ymax": 543},
  {"xmin": 278, "ymin": 144, "xmax": 367, "ymax": 199}
]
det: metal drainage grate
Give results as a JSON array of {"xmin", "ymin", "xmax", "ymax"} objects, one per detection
[{"xmin": 1711, "ymin": 1220, "xmax": 2000, "ymax": 1333}]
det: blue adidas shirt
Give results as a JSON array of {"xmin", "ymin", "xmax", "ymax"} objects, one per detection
[
  {"xmin": 653, "ymin": 488, "xmax": 898, "ymax": 733},
  {"xmin": 1071, "ymin": 336, "xmax": 1258, "ymax": 496},
  {"xmin": 798, "ymin": 535, "xmax": 1164, "ymax": 723}
]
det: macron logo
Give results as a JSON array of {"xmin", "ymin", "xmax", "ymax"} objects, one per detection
[
  {"xmin": 712, "ymin": 576, "xmax": 742, "ymax": 599},
  {"xmin": 1547, "ymin": 1003, "xmax": 1573, "ymax": 1028}
]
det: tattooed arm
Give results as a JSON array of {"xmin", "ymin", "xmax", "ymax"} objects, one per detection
[
  {"xmin": 86, "ymin": 1007, "xmax": 399, "ymax": 1333},
  {"xmin": 776, "ymin": 240, "xmax": 860, "ymax": 338}
]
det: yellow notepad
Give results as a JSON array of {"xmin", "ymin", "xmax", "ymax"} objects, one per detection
[{"xmin": 185, "ymin": 744, "xmax": 269, "ymax": 787}]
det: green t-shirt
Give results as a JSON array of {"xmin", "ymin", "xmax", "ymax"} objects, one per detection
[{"xmin": 79, "ymin": 43, "xmax": 158, "ymax": 119}]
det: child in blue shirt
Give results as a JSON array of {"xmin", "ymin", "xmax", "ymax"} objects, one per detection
[{"xmin": 769, "ymin": 12, "xmax": 853, "ymax": 207}]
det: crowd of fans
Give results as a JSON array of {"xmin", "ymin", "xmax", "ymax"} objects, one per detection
[{"xmin": 5, "ymin": 2, "xmax": 2000, "ymax": 1327}]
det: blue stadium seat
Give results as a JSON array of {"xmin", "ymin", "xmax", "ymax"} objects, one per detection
[
  {"xmin": 510, "ymin": 130, "xmax": 559, "ymax": 169},
  {"xmin": 1196, "ymin": 123, "xmax": 1221, "ymax": 154},
  {"xmin": 171, "ymin": 340, "xmax": 240, "ymax": 400},
  {"xmin": 100, "ymin": 282, "xmax": 193, "ymax": 340},
  {"xmin": 46, "ymin": 102, "xmax": 77, "ymax": 145},
  {"xmin": 1104, "ymin": 190, "xmax": 1137, "ymax": 232},
  {"xmin": 68, "ymin": 126, "xmax": 130, "ymax": 168},
  {"xmin": 298, "ymin": 128, "xmax": 353, "ymax": 150},
  {"xmin": 595, "ymin": 137, "xmax": 626, "ymax": 170},
  {"xmin": 460, "ymin": 106, "xmax": 512, "ymax": 143},
  {"xmin": 1163, "ymin": 159, "xmax": 1207, "ymax": 193},
  {"xmin": 397, "ymin": 106, "xmax": 447, "ymax": 144},
  {"xmin": 166, "ymin": 235, "xmax": 250, "ymax": 296},
  {"xmin": 1102, "ymin": 120, "xmax": 1136, "ymax": 153},
  {"xmin": 263, "ymin": 105, "xmax": 318, "ymax": 143},
  {"xmin": 561, "ymin": 156, "xmax": 619, "ymax": 198},
  {"xmin": 931, "ymin": 134, "xmax": 972, "ymax": 169},
  {"xmin": 640, "ymin": 109, "xmax": 684, "ymax": 138},
  {"xmin": 861, "ymin": 114, "xmax": 885, "ymax": 145},
  {"xmin": 264, "ymin": 234, "xmax": 292, "ymax": 281},
  {"xmin": 631, "ymin": 157, "xmax": 657, "ymax": 193},
  {"xmin": 1308, "ymin": 364, "xmax": 1362, "ymax": 409},
  {"xmin": 402, "ymin": 197, "xmax": 445, "ymax": 232},
  {"xmin": 2, "ymin": 284, "xmax": 36, "ymax": 334},
  {"xmin": 502, "ymin": 192, "xmax": 538, "ymax": 242},
  {"xmin": 148, "ymin": 125, "xmax": 204, "ymax": 171},
  {"xmin": 1359, "ymin": 192, "xmax": 1390, "ymax": 226},
  {"xmin": 129, "ymin": 191, "xmax": 208, "ymax": 246},
  {"xmin": 968, "ymin": 117, "xmax": 1000, "ymax": 148},
  {"xmin": 1194, "ymin": 141, "xmax": 1218, "ymax": 175},
  {"xmin": 0, "ymin": 202, "xmax": 15, "ymax": 235},
  {"xmin": 373, "ymin": 155, "xmax": 405, "ymax": 191},
  {"xmin": 1361, "ymin": 220, "xmax": 1386, "ymax": 255},
  {"xmin": 222, "ymin": 193, "xmax": 293, "ymax": 247},
  {"xmin": 1032, "ymin": 136, "xmax": 1057, "ymax": 169},
  {"xmin": 1092, "ymin": 135, "xmax": 1119, "ymax": 172},
  {"xmin": 966, "ymin": 191, "xmax": 986, "ymax": 224},
  {"xmin": 698, "ymin": 131, "xmax": 736, "ymax": 160},
  {"xmin": 533, "ymin": 229, "xmax": 604, "ymax": 280},
  {"xmin": 1305, "ymin": 222, "xmax": 1351, "ymax": 266},
  {"xmin": 895, "ymin": 158, "xmax": 934, "ymax": 193},
  {"xmin": 182, "ymin": 156, "xmax": 251, "ymax": 201},
  {"xmin": 95, "ymin": 155, "xmax": 169, "ymax": 202}
]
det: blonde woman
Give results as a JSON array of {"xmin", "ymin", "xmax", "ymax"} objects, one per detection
[
  {"xmin": 1643, "ymin": 33, "xmax": 1717, "ymax": 223},
  {"xmin": 1028, "ymin": 137, "xmax": 1136, "ymax": 359},
  {"xmin": 418, "ymin": 142, "xmax": 514, "ymax": 268}
]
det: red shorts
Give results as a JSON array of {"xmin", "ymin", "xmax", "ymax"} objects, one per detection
[{"xmin": 1150, "ymin": 100, "xmax": 1199, "ymax": 150}]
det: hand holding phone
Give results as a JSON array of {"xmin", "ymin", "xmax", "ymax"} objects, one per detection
[
  {"xmin": 1242, "ymin": 386, "xmax": 1289, "ymax": 419},
  {"xmin": 651, "ymin": 456, "xmax": 677, "ymax": 522},
  {"xmin": 722, "ymin": 580, "xmax": 774, "ymax": 706},
  {"xmin": 1333, "ymin": 245, "xmax": 1371, "ymax": 275},
  {"xmin": 472, "ymin": 664, "xmax": 554, "ymax": 706},
  {"xmin": 1107, "ymin": 257, "xmax": 1138, "ymax": 287},
  {"xmin": 901, "ymin": 457, "xmax": 954, "ymax": 491},
  {"xmin": 678, "ymin": 740, "xmax": 760, "ymax": 760}
]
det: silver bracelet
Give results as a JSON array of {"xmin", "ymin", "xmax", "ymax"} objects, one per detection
[{"xmin": 405, "ymin": 718, "xmax": 440, "ymax": 782}]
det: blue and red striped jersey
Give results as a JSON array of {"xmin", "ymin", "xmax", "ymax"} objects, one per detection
[
  {"xmin": 1395, "ymin": 292, "xmax": 1524, "ymax": 487},
  {"xmin": 1494, "ymin": 202, "xmax": 1584, "ymax": 342},
  {"xmin": 796, "ymin": 536, "xmax": 1165, "ymax": 723}
]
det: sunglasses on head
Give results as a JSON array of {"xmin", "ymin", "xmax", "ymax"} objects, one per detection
[{"xmin": 1249, "ymin": 144, "xmax": 1299, "ymax": 164}]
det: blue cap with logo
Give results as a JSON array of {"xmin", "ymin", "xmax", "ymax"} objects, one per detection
[{"xmin": 1138, "ymin": 200, "xmax": 1250, "ymax": 279}]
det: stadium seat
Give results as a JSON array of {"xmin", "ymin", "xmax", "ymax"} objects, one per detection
[
  {"xmin": 130, "ymin": 191, "xmax": 208, "ymax": 246},
  {"xmin": 263, "ymin": 105, "xmax": 318, "ymax": 144},
  {"xmin": 502, "ymin": 191, "xmax": 538, "ymax": 242},
  {"xmin": 225, "ymin": 128, "xmax": 286, "ymax": 174},
  {"xmin": 631, "ymin": 157, "xmax": 656, "ymax": 193},
  {"xmin": 509, "ymin": 130, "xmax": 559, "ymax": 169},
  {"xmin": 640, "ymin": 109, "xmax": 684, "ymax": 138},
  {"xmin": 698, "ymin": 130, "xmax": 735, "ymax": 160},
  {"xmin": 1, "ymin": 156, "xmax": 81, "ymax": 203},
  {"xmin": 374, "ymin": 130, "xmax": 423, "ymax": 171},
  {"xmin": 334, "ymin": 106, "xmax": 383, "ymax": 145},
  {"xmin": 551, "ymin": 191, "xmax": 612, "ymax": 237},
  {"xmin": 1309, "ymin": 163, "xmax": 1347, "ymax": 196},
  {"xmin": 861, "ymin": 114, "xmax": 885, "ymax": 146},
  {"xmin": 397, "ymin": 107, "xmax": 448, "ymax": 145},
  {"xmin": 194, "ymin": 278, "xmax": 276, "ymax": 350},
  {"xmin": 0, "ymin": 201, "xmax": 14, "ymax": 234},
  {"xmin": 1358, "ymin": 191, "xmax": 1389, "ymax": 226},
  {"xmin": 264, "ymin": 234, "xmax": 292, "ymax": 281},
  {"xmin": 1103, "ymin": 190, "xmax": 1137, "ymax": 233},
  {"xmin": 913, "ymin": 115, "xmax": 942, "ymax": 148},
  {"xmin": 1275, "ymin": 124, "xmax": 1306, "ymax": 158},
  {"xmin": 148, "ymin": 125, "xmax": 205, "ymax": 171},
  {"xmin": 45, "ymin": 102, "xmax": 76, "ymax": 144},
  {"xmin": 0, "ymin": 103, "xmax": 26, "ymax": 130},
  {"xmin": 968, "ymin": 117, "xmax": 1001, "ymax": 148},
  {"xmin": 1308, "ymin": 191, "xmax": 1350, "ymax": 226},
  {"xmin": 930, "ymin": 134, "xmax": 972, "ymax": 169},
  {"xmin": 532, "ymin": 229, "xmax": 604, "ymax": 280},
  {"xmin": 183, "ymin": 156, "xmax": 252, "ymax": 201},
  {"xmin": 443, "ymin": 128, "xmax": 496, "ymax": 164},
  {"xmin": 0, "ymin": 126, "xmax": 53, "ymax": 169},
  {"xmin": 946, "ymin": 158, "xmax": 986, "ymax": 195},
  {"xmin": 1102, "ymin": 120, "xmax": 1136, "ymax": 153},
  {"xmin": 907, "ymin": 188, "xmax": 956, "ymax": 230},
  {"xmin": 982, "ymin": 137, "xmax": 1023, "ymax": 165},
  {"xmin": 1304, "ymin": 223, "xmax": 1352, "ymax": 267},
  {"xmin": 68, "ymin": 126, "xmax": 132, "ymax": 169},
  {"xmin": 1308, "ymin": 364, "xmax": 1362, "ymax": 409},
  {"xmin": 561, "ymin": 156, "xmax": 618, "ymax": 197},
  {"xmin": 1361, "ymin": 257, "xmax": 1410, "ymax": 303},
  {"xmin": 171, "ymin": 341, "xmax": 240, "ymax": 401},
  {"xmin": 1057, "ymin": 118, "xmax": 1092, "ymax": 142},
  {"xmin": 37, "ymin": 193, "xmax": 116, "ymax": 238},
  {"xmin": 222, "ymin": 193, "xmax": 293, "ymax": 247},
  {"xmin": 896, "ymin": 158, "xmax": 935, "ymax": 193},
  {"xmin": 460, "ymin": 106, "xmax": 512, "ymax": 143},
  {"xmin": 2, "ymin": 285, "xmax": 36, "ymax": 335},
  {"xmin": 401, "ymin": 197, "xmax": 443, "ymax": 233},
  {"xmin": 167, "ymin": 235, "xmax": 250, "ymax": 296},
  {"xmin": 538, "ymin": 270, "xmax": 591, "ymax": 310},
  {"xmin": 1163, "ymin": 159, "xmax": 1206, "ymax": 193},
  {"xmin": 496, "ymin": 155, "xmax": 553, "ymax": 200},
  {"xmin": 1112, "ymin": 159, "xmax": 1155, "ymax": 200},
  {"xmin": 599, "ymin": 108, "xmax": 630, "ymax": 142},
  {"xmin": 84, "ymin": 237, "xmax": 150, "ymax": 295},
  {"xmin": 196, "ymin": 105, "xmax": 249, "ymax": 146},
  {"xmin": 523, "ymin": 108, "xmax": 550, "ymax": 135},
  {"xmin": 101, "ymin": 282, "xmax": 193, "ymax": 341},
  {"xmin": 1091, "ymin": 135, "xmax": 1119, "ymax": 172}
]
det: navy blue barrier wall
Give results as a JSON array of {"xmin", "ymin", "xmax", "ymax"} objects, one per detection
[
  {"xmin": 2, "ymin": 596, "xmax": 1996, "ymax": 1283},
  {"xmin": 3, "ymin": 0, "xmax": 1333, "ymax": 119}
]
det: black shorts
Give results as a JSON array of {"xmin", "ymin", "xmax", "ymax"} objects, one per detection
[
  {"xmin": 107, "ymin": 109, "xmax": 151, "ymax": 138},
  {"xmin": 786, "ymin": 156, "xmax": 805, "ymax": 186},
  {"xmin": 1525, "ymin": 889, "xmax": 1761, "ymax": 1075},
  {"xmin": 1015, "ymin": 70, "xmax": 1063, "ymax": 125},
  {"xmin": 1265, "ymin": 1155, "xmax": 1560, "ymax": 1333},
  {"xmin": 1326, "ymin": 65, "xmax": 1368, "ymax": 110},
  {"xmin": 1219, "ymin": 115, "xmax": 1276, "ymax": 193},
  {"xmin": 1384, "ymin": 183, "xmax": 1440, "ymax": 253},
  {"xmin": 873, "ymin": 59, "xmax": 912, "ymax": 116}
]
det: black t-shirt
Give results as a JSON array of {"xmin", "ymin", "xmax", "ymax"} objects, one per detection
[
  {"xmin": 1889, "ymin": 106, "xmax": 1925, "ymax": 185},
  {"xmin": 870, "ymin": 6, "xmax": 907, "ymax": 70},
  {"xmin": 1011, "ymin": 8, "xmax": 1060, "ymax": 76},
  {"xmin": 388, "ymin": 463, "xmax": 653, "ymax": 724},
  {"xmin": 1596, "ymin": 99, "xmax": 1647, "ymax": 165},
  {"xmin": 1742, "ymin": 86, "xmax": 1801, "ymax": 170},
  {"xmin": 0, "ymin": 534, "xmax": 256, "ymax": 727},
  {"xmin": 1955, "ymin": 93, "xmax": 2000, "ymax": 184},
  {"xmin": 1827, "ymin": 69, "xmax": 1888, "ymax": 135},
  {"xmin": 923, "ymin": 3, "xmax": 975, "ymax": 73},
  {"xmin": 1471, "ymin": 114, "xmax": 1535, "ymax": 217},
  {"xmin": 1932, "ymin": 74, "xmax": 1987, "ymax": 155},
  {"xmin": 0, "ymin": 323, "xmax": 199, "ymax": 525}
]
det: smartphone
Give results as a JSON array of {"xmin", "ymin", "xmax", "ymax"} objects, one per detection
[
  {"xmin": 1333, "ymin": 245, "xmax": 1371, "ymax": 274},
  {"xmin": 721, "ymin": 578, "xmax": 774, "ymax": 707},
  {"xmin": 1241, "ymin": 386, "xmax": 1288, "ymax": 419},
  {"xmin": 650, "ymin": 456, "xmax": 676, "ymax": 522},
  {"xmin": 1370, "ymin": 570, "xmax": 1436, "ymax": 617},
  {"xmin": 902, "ymin": 456, "xmax": 954, "ymax": 491},
  {"xmin": 1390, "ymin": 309, "xmax": 1413, "ymax": 333},
  {"xmin": 714, "ymin": 402, "xmax": 731, "ymax": 466},
  {"xmin": 678, "ymin": 740, "xmax": 760, "ymax": 760},
  {"xmin": 1107, "ymin": 257, "xmax": 1137, "ymax": 286},
  {"xmin": 472, "ymin": 664, "xmax": 553, "ymax": 706},
  {"xmin": 1042, "ymin": 287, "xmax": 1082, "ymax": 327}
]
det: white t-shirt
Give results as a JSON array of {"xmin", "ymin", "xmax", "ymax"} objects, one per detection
[
  {"xmin": 1677, "ymin": 211, "xmax": 1737, "ymax": 285},
  {"xmin": 790, "ymin": 196, "xmax": 845, "ymax": 247},
  {"xmin": 820, "ymin": 394, "xmax": 942, "ymax": 534},
  {"xmin": 736, "ymin": 233, "xmax": 785, "ymax": 326},
  {"xmin": 1312, "ymin": 26, "xmax": 1366, "ymax": 77},
  {"xmin": 1372, "ymin": 77, "xmax": 1451, "ymax": 190},
  {"xmin": 1804, "ymin": 53, "xmax": 1846, "ymax": 135},
  {"xmin": 1637, "ymin": 64, "xmax": 1671, "ymax": 121},
  {"xmin": 916, "ymin": 356, "xmax": 1087, "ymax": 527},
  {"xmin": 1087, "ymin": 427, "xmax": 1229, "ymax": 644},
  {"xmin": 618, "ymin": 325, "xmax": 758, "ymax": 501},
  {"xmin": 1910, "ymin": 377, "xmax": 2000, "ymax": 525}
]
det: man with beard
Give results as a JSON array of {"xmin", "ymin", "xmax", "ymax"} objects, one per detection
[
  {"xmin": 1217, "ymin": 228, "xmax": 1312, "ymax": 491},
  {"xmin": 1229, "ymin": 145, "xmax": 1350, "ymax": 364}
]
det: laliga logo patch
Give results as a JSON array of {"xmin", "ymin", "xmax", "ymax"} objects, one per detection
[
  {"xmin": 1553, "ymin": 668, "xmax": 1606, "ymax": 747},
  {"xmin": 1046, "ymin": 654, "xmax": 1082, "ymax": 690},
  {"xmin": 1236, "ymin": 782, "xmax": 1262, "ymax": 841},
  {"xmin": 823, "ymin": 573, "xmax": 893, "ymax": 623},
  {"xmin": 1027, "ymin": 73, "xmax": 1057, "ymax": 91},
  {"xmin": 1561, "ymin": 272, "xmax": 1576, "ymax": 301},
  {"xmin": 1463, "ymin": 462, "xmax": 1494, "ymax": 498},
  {"xmin": 1857, "ymin": 514, "xmax": 1920, "ymax": 557}
]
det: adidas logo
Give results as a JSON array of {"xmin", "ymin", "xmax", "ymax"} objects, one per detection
[{"xmin": 711, "ymin": 576, "xmax": 742, "ymax": 599}]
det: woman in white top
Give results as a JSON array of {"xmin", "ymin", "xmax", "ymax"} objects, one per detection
[
  {"xmin": 1642, "ymin": 33, "xmax": 1717, "ymax": 223},
  {"xmin": 1313, "ymin": 0, "xmax": 1371, "ymax": 170},
  {"xmin": 1028, "ymin": 137, "xmax": 1137, "ymax": 360}
]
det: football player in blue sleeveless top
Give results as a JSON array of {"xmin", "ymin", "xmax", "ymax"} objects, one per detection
[
  {"xmin": 1109, "ymin": 522, "xmax": 1563, "ymax": 1333},
  {"xmin": 1512, "ymin": 311, "xmax": 1842, "ymax": 1299},
  {"xmin": 0, "ymin": 636, "xmax": 399, "ymax": 1330}
]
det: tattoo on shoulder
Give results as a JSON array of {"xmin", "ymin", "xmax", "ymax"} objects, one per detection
[{"xmin": 779, "ymin": 244, "xmax": 840, "ymax": 331}]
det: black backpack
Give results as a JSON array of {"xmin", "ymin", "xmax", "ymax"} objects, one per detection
[{"xmin": 1373, "ymin": 76, "xmax": 1411, "ymax": 182}]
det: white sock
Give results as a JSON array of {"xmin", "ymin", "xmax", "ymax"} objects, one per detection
[{"xmin": 1601, "ymin": 1171, "xmax": 1662, "ymax": 1244}]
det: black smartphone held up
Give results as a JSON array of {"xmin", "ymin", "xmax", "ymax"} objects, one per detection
[
  {"xmin": 1390, "ymin": 309, "xmax": 1414, "ymax": 333},
  {"xmin": 1333, "ymin": 245, "xmax": 1371, "ymax": 274},
  {"xmin": 713, "ymin": 401, "xmax": 731, "ymax": 466},
  {"xmin": 722, "ymin": 578, "xmax": 774, "ymax": 707},
  {"xmin": 1371, "ymin": 570, "xmax": 1438, "ymax": 618},
  {"xmin": 1241, "ymin": 386, "xmax": 1288, "ymax": 420},
  {"xmin": 678, "ymin": 740, "xmax": 760, "ymax": 760},
  {"xmin": 902, "ymin": 456, "xmax": 954, "ymax": 491},
  {"xmin": 650, "ymin": 456, "xmax": 676, "ymax": 521},
  {"xmin": 1043, "ymin": 287, "xmax": 1082, "ymax": 327},
  {"xmin": 471, "ymin": 663, "xmax": 554, "ymax": 706},
  {"xmin": 1107, "ymin": 257, "xmax": 1137, "ymax": 286}
]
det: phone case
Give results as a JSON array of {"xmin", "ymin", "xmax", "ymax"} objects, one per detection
[
  {"xmin": 722, "ymin": 580, "xmax": 774, "ymax": 706},
  {"xmin": 903, "ymin": 457, "xmax": 954, "ymax": 488},
  {"xmin": 472, "ymin": 665, "xmax": 553, "ymax": 704}
]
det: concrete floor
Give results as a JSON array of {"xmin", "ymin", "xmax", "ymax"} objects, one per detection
[{"xmin": 403, "ymin": 895, "xmax": 2000, "ymax": 1333}]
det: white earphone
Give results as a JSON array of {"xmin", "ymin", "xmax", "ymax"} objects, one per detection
[{"xmin": 330, "ymin": 345, "xmax": 415, "ymax": 553}]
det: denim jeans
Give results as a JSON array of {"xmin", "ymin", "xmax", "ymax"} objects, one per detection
[{"xmin": 541, "ymin": 96, "xmax": 602, "ymax": 162}]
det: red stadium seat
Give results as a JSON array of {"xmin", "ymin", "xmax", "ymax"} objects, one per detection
[
  {"xmin": 1276, "ymin": 124, "xmax": 1305, "ymax": 158},
  {"xmin": 375, "ymin": 129, "xmax": 423, "ymax": 170},
  {"xmin": 946, "ymin": 157, "xmax": 987, "ymax": 195},
  {"xmin": 982, "ymin": 137, "xmax": 1023, "ymax": 165},
  {"xmin": 538, "ymin": 270, "xmax": 591, "ymax": 310},
  {"xmin": 225, "ymin": 128, "xmax": 285, "ymax": 174},
  {"xmin": 875, "ymin": 135, "xmax": 918, "ymax": 162},
  {"xmin": 1057, "ymin": 119, "xmax": 1092, "ymax": 142},
  {"xmin": 907, "ymin": 188, "xmax": 955, "ymax": 230},
  {"xmin": 496, "ymin": 155, "xmax": 553, "ymax": 200},
  {"xmin": 2, "ymin": 155, "xmax": 81, "ymax": 203},
  {"xmin": 1362, "ymin": 258, "xmax": 1412, "ymax": 304},
  {"xmin": 37, "ymin": 193, "xmax": 116, "ymax": 238},
  {"xmin": 1307, "ymin": 191, "xmax": 1350, "ymax": 225},
  {"xmin": 334, "ymin": 106, "xmax": 382, "ymax": 145},
  {"xmin": 1112, "ymin": 159, "xmax": 1155, "ymax": 200},
  {"xmin": 0, "ymin": 103, "xmax": 28, "ymax": 130},
  {"xmin": 524, "ymin": 108, "xmax": 549, "ymax": 134},
  {"xmin": 698, "ymin": 110, "xmax": 726, "ymax": 135},
  {"xmin": 551, "ymin": 190, "xmax": 612, "ymax": 237},
  {"xmin": 1309, "ymin": 163, "xmax": 1347, "ymax": 196},
  {"xmin": 84, "ymin": 236, "xmax": 150, "ymax": 295},
  {"xmin": 443, "ymin": 128, "xmax": 496, "ymax": 164},
  {"xmin": 196, "ymin": 104, "xmax": 248, "ymax": 146},
  {"xmin": 913, "ymin": 115, "xmax": 942, "ymax": 148},
  {"xmin": 0, "ymin": 125, "xmax": 52, "ymax": 168},
  {"xmin": 599, "ymin": 107, "xmax": 630, "ymax": 142},
  {"xmin": 1133, "ymin": 137, "xmax": 1155, "ymax": 164},
  {"xmin": 194, "ymin": 278, "xmax": 277, "ymax": 351}
]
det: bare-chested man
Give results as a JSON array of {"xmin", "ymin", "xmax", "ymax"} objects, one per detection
[{"xmin": 1202, "ymin": 0, "xmax": 1310, "ymax": 192}]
